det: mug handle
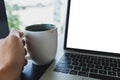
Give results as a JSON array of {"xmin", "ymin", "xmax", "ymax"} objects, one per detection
[
  {"xmin": 25, "ymin": 54, "xmax": 31, "ymax": 60},
  {"xmin": 22, "ymin": 32, "xmax": 31, "ymax": 60}
]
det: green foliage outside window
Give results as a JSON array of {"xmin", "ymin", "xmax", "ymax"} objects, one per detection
[{"xmin": 5, "ymin": 2, "xmax": 21, "ymax": 30}]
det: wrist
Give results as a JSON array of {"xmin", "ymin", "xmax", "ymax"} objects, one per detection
[{"xmin": 0, "ymin": 62, "xmax": 19, "ymax": 80}]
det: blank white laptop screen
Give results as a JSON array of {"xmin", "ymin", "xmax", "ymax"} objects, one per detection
[{"xmin": 67, "ymin": 0, "xmax": 120, "ymax": 53}]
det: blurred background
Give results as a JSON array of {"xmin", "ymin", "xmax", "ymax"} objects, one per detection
[{"xmin": 4, "ymin": 0, "xmax": 68, "ymax": 34}]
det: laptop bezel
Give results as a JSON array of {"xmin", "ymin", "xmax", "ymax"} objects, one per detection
[{"xmin": 64, "ymin": 0, "xmax": 120, "ymax": 57}]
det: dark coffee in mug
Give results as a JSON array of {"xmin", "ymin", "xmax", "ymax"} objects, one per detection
[{"xmin": 26, "ymin": 24, "xmax": 55, "ymax": 31}]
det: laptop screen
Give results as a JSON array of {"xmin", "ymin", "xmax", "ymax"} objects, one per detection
[{"xmin": 66, "ymin": 0, "xmax": 120, "ymax": 54}]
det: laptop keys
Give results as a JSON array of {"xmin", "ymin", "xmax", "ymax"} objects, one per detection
[
  {"xmin": 54, "ymin": 53, "xmax": 120, "ymax": 79},
  {"xmin": 70, "ymin": 70, "xmax": 78, "ymax": 75},
  {"xmin": 79, "ymin": 63, "xmax": 86, "ymax": 67},
  {"xmin": 95, "ymin": 65, "xmax": 103, "ymax": 69},
  {"xmin": 74, "ymin": 66, "xmax": 81, "ymax": 70},
  {"xmin": 82, "ymin": 67, "xmax": 89, "ymax": 72},
  {"xmin": 112, "ymin": 67, "xmax": 120, "ymax": 72},
  {"xmin": 104, "ymin": 66, "xmax": 111, "ymax": 71},
  {"xmin": 90, "ymin": 69, "xmax": 98, "ymax": 73},
  {"xmin": 108, "ymin": 71, "xmax": 117, "ymax": 76},
  {"xmin": 87, "ymin": 64, "xmax": 94, "ymax": 68},
  {"xmin": 99, "ymin": 70, "xmax": 107, "ymax": 75},
  {"xmin": 117, "ymin": 72, "xmax": 120, "ymax": 77},
  {"xmin": 72, "ymin": 62, "xmax": 79, "ymax": 66},
  {"xmin": 78, "ymin": 71, "xmax": 88, "ymax": 77}
]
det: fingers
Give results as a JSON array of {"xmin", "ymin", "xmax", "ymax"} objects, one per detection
[
  {"xmin": 24, "ymin": 58, "xmax": 28, "ymax": 66},
  {"xmin": 24, "ymin": 48, "xmax": 27, "ymax": 55},
  {"xmin": 22, "ymin": 40, "xmax": 25, "ymax": 46},
  {"xmin": 9, "ymin": 30, "xmax": 28, "ymax": 66},
  {"xmin": 19, "ymin": 32, "xmax": 24, "ymax": 38},
  {"xmin": 22, "ymin": 58, "xmax": 27, "ymax": 71},
  {"xmin": 9, "ymin": 30, "xmax": 26, "ymax": 46},
  {"xmin": 9, "ymin": 30, "xmax": 24, "ymax": 38}
]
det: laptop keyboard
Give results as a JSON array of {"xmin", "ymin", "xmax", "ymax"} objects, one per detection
[{"xmin": 54, "ymin": 53, "xmax": 120, "ymax": 80}]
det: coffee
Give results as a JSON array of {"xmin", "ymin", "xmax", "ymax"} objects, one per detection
[{"xmin": 26, "ymin": 24, "xmax": 55, "ymax": 32}]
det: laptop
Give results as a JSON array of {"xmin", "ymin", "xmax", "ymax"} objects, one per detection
[{"xmin": 40, "ymin": 0, "xmax": 120, "ymax": 80}]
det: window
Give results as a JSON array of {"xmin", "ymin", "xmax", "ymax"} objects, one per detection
[{"xmin": 4, "ymin": 0, "xmax": 67, "ymax": 34}]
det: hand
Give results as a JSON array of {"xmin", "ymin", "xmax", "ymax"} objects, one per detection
[{"xmin": 0, "ymin": 30, "xmax": 27, "ymax": 80}]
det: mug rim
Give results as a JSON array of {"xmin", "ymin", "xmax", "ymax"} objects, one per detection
[{"xmin": 25, "ymin": 24, "xmax": 57, "ymax": 32}]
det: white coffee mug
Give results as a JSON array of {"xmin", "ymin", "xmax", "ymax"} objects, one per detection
[{"xmin": 25, "ymin": 24, "xmax": 57, "ymax": 65}]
